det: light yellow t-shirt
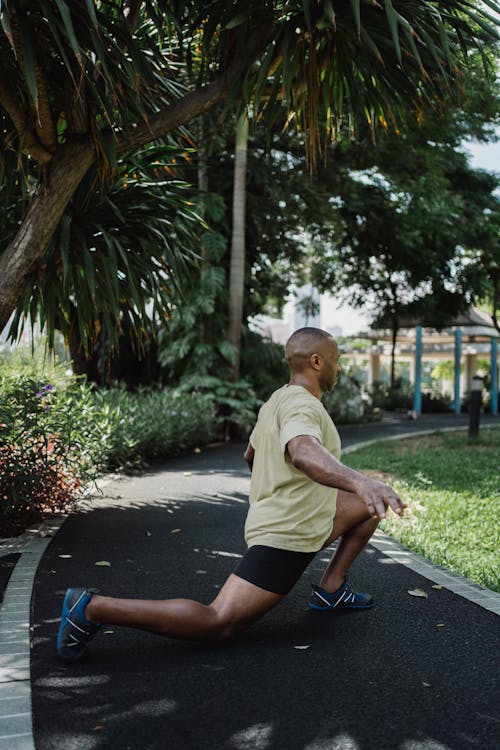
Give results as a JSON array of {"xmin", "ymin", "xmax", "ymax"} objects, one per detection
[{"xmin": 245, "ymin": 384, "xmax": 341, "ymax": 553}]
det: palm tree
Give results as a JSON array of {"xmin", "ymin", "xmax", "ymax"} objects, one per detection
[
  {"xmin": 7, "ymin": 144, "xmax": 201, "ymax": 358},
  {"xmin": 227, "ymin": 109, "xmax": 249, "ymax": 380},
  {"xmin": 1, "ymin": 0, "xmax": 498, "ymax": 334}
]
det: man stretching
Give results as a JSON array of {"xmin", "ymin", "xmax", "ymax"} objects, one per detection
[{"xmin": 58, "ymin": 327, "xmax": 405, "ymax": 661}]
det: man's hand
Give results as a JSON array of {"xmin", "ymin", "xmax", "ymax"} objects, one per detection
[
  {"xmin": 352, "ymin": 476, "xmax": 406, "ymax": 520},
  {"xmin": 287, "ymin": 434, "xmax": 405, "ymax": 520}
]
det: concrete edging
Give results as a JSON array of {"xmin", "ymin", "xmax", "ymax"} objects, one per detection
[{"xmin": 0, "ymin": 519, "xmax": 64, "ymax": 749}]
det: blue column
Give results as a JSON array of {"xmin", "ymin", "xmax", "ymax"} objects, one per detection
[
  {"xmin": 453, "ymin": 329, "xmax": 462, "ymax": 414},
  {"xmin": 491, "ymin": 337, "xmax": 498, "ymax": 416},
  {"xmin": 413, "ymin": 325, "xmax": 422, "ymax": 415}
]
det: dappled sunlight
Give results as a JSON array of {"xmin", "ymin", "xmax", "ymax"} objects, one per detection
[
  {"xmin": 35, "ymin": 674, "xmax": 110, "ymax": 689},
  {"xmin": 401, "ymin": 740, "xmax": 452, "ymax": 750},
  {"xmin": 225, "ymin": 722, "xmax": 274, "ymax": 749},
  {"xmin": 210, "ymin": 550, "xmax": 243, "ymax": 560},
  {"xmin": 303, "ymin": 735, "xmax": 360, "ymax": 750},
  {"xmin": 43, "ymin": 732, "xmax": 99, "ymax": 750}
]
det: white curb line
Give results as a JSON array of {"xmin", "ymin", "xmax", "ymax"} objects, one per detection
[{"xmin": 0, "ymin": 519, "xmax": 64, "ymax": 748}]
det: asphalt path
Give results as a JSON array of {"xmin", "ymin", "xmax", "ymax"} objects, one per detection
[{"xmin": 31, "ymin": 417, "xmax": 499, "ymax": 750}]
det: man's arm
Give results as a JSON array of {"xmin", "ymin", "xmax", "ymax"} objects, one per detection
[
  {"xmin": 287, "ymin": 435, "xmax": 405, "ymax": 520},
  {"xmin": 244, "ymin": 442, "xmax": 255, "ymax": 471}
]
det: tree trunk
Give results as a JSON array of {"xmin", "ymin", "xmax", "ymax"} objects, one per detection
[
  {"xmin": 227, "ymin": 110, "xmax": 249, "ymax": 381},
  {"xmin": 197, "ymin": 117, "xmax": 210, "ymax": 344},
  {"xmin": 0, "ymin": 140, "xmax": 95, "ymax": 333}
]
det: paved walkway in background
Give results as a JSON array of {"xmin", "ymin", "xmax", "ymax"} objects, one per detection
[{"xmin": 0, "ymin": 413, "xmax": 499, "ymax": 750}]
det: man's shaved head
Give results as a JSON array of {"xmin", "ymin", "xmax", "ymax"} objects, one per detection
[{"xmin": 285, "ymin": 327, "xmax": 335, "ymax": 372}]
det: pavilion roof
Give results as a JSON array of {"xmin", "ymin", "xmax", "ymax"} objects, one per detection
[{"xmin": 360, "ymin": 307, "xmax": 498, "ymax": 344}]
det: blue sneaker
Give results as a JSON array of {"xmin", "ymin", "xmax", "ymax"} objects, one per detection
[
  {"xmin": 57, "ymin": 588, "xmax": 102, "ymax": 661},
  {"xmin": 308, "ymin": 579, "xmax": 373, "ymax": 611}
]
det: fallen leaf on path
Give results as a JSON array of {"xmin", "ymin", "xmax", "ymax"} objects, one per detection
[
  {"xmin": 93, "ymin": 726, "xmax": 105, "ymax": 731},
  {"xmin": 407, "ymin": 588, "xmax": 428, "ymax": 598},
  {"xmin": 95, "ymin": 560, "xmax": 111, "ymax": 567},
  {"xmin": 294, "ymin": 645, "xmax": 310, "ymax": 650},
  {"xmin": 171, "ymin": 528, "xmax": 181, "ymax": 534},
  {"xmin": 432, "ymin": 584, "xmax": 443, "ymax": 590}
]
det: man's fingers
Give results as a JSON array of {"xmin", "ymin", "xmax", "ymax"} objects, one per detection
[
  {"xmin": 385, "ymin": 490, "xmax": 405, "ymax": 515},
  {"xmin": 364, "ymin": 483, "xmax": 405, "ymax": 519}
]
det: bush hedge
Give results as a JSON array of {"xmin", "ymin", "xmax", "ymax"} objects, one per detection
[{"xmin": 0, "ymin": 366, "xmax": 216, "ymax": 536}]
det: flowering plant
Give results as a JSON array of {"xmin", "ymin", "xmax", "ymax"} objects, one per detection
[{"xmin": 0, "ymin": 375, "xmax": 98, "ymax": 536}]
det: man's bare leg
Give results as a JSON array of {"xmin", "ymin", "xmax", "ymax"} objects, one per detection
[
  {"xmin": 85, "ymin": 574, "xmax": 283, "ymax": 643},
  {"xmin": 318, "ymin": 489, "xmax": 380, "ymax": 592}
]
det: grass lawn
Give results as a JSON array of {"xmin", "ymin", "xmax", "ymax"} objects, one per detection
[{"xmin": 344, "ymin": 426, "xmax": 500, "ymax": 592}]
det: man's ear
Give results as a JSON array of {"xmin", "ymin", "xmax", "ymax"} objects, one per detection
[{"xmin": 310, "ymin": 353, "xmax": 321, "ymax": 370}]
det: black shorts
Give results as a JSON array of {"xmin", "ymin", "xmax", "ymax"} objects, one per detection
[{"xmin": 233, "ymin": 544, "xmax": 317, "ymax": 595}]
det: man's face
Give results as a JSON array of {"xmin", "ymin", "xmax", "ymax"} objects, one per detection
[{"xmin": 319, "ymin": 339, "xmax": 341, "ymax": 392}]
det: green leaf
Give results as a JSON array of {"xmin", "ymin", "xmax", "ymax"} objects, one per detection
[
  {"xmin": 225, "ymin": 9, "xmax": 253, "ymax": 30},
  {"xmin": 82, "ymin": 250, "xmax": 96, "ymax": 301},
  {"xmin": 18, "ymin": 18, "xmax": 38, "ymax": 103},
  {"xmin": 54, "ymin": 0, "xmax": 81, "ymax": 59},
  {"xmin": 385, "ymin": 0, "xmax": 402, "ymax": 63},
  {"xmin": 101, "ymin": 131, "xmax": 118, "ymax": 169},
  {"xmin": 350, "ymin": 0, "xmax": 361, "ymax": 37},
  {"xmin": 324, "ymin": 0, "xmax": 336, "ymax": 28},
  {"xmin": 85, "ymin": 0, "xmax": 99, "ymax": 29},
  {"xmin": 302, "ymin": 0, "xmax": 312, "ymax": 32},
  {"xmin": 59, "ymin": 214, "xmax": 72, "ymax": 293}
]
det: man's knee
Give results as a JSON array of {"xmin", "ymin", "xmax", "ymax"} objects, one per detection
[{"xmin": 209, "ymin": 608, "xmax": 249, "ymax": 643}]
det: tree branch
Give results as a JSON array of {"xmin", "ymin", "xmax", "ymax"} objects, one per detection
[
  {"xmin": 0, "ymin": 77, "xmax": 53, "ymax": 164},
  {"xmin": 32, "ymin": 61, "xmax": 57, "ymax": 152},
  {"xmin": 117, "ymin": 22, "xmax": 274, "ymax": 153}
]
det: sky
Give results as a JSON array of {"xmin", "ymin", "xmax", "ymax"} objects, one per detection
[{"xmin": 321, "ymin": 137, "xmax": 500, "ymax": 335}]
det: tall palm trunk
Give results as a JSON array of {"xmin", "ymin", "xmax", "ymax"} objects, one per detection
[{"xmin": 227, "ymin": 110, "xmax": 249, "ymax": 380}]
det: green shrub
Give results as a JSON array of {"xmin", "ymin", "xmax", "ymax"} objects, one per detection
[
  {"xmin": 0, "ymin": 373, "xmax": 100, "ymax": 535},
  {"xmin": 89, "ymin": 386, "xmax": 217, "ymax": 470},
  {"xmin": 240, "ymin": 331, "xmax": 289, "ymax": 402},
  {"xmin": 371, "ymin": 379, "xmax": 452, "ymax": 413},
  {"xmin": 323, "ymin": 367, "xmax": 379, "ymax": 425},
  {"xmin": 323, "ymin": 373, "xmax": 366, "ymax": 424},
  {"xmin": 0, "ymin": 357, "xmax": 218, "ymax": 533}
]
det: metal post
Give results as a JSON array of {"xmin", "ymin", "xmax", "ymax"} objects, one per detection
[
  {"xmin": 491, "ymin": 337, "xmax": 498, "ymax": 417},
  {"xmin": 412, "ymin": 325, "xmax": 422, "ymax": 417},
  {"xmin": 468, "ymin": 375, "xmax": 483, "ymax": 437},
  {"xmin": 453, "ymin": 329, "xmax": 462, "ymax": 414}
]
